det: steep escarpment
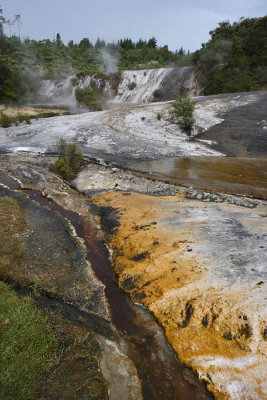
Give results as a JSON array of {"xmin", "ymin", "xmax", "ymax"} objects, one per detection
[
  {"xmin": 92, "ymin": 190, "xmax": 267, "ymax": 400},
  {"xmin": 38, "ymin": 67, "xmax": 199, "ymax": 108},
  {"xmin": 113, "ymin": 67, "xmax": 198, "ymax": 103}
]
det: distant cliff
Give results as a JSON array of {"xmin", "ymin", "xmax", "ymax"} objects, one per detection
[{"xmin": 38, "ymin": 67, "xmax": 200, "ymax": 109}]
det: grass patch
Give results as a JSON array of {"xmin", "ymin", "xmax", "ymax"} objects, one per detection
[
  {"xmin": 0, "ymin": 282, "xmax": 58, "ymax": 400},
  {"xmin": 0, "ymin": 112, "xmax": 31, "ymax": 127},
  {"xmin": 0, "ymin": 196, "xmax": 28, "ymax": 285},
  {"xmin": 0, "ymin": 108, "xmax": 69, "ymax": 128},
  {"xmin": 0, "ymin": 195, "xmax": 107, "ymax": 399}
]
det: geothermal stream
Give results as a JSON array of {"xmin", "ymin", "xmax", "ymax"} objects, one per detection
[
  {"xmin": 123, "ymin": 156, "xmax": 267, "ymax": 199},
  {"xmin": 0, "ymin": 171, "xmax": 213, "ymax": 400}
]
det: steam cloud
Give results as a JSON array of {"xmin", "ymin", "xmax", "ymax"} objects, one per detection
[{"xmin": 100, "ymin": 49, "xmax": 119, "ymax": 74}]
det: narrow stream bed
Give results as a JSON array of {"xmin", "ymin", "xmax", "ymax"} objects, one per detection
[{"xmin": 0, "ymin": 170, "xmax": 213, "ymax": 400}]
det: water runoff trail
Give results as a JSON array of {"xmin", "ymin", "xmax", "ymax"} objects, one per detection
[{"xmin": 0, "ymin": 169, "xmax": 213, "ymax": 400}]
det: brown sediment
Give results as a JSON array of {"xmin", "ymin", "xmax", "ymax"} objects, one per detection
[
  {"xmin": 92, "ymin": 190, "xmax": 267, "ymax": 399},
  {"xmin": 124, "ymin": 156, "xmax": 267, "ymax": 199}
]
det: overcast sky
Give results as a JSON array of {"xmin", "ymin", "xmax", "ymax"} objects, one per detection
[{"xmin": 2, "ymin": 0, "xmax": 266, "ymax": 51}]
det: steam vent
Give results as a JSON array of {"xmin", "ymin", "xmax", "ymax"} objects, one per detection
[{"xmin": 0, "ymin": 11, "xmax": 267, "ymax": 400}]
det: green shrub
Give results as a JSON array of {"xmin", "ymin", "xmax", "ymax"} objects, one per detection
[
  {"xmin": 128, "ymin": 82, "xmax": 137, "ymax": 90},
  {"xmin": 170, "ymin": 95, "xmax": 196, "ymax": 133},
  {"xmin": 0, "ymin": 113, "xmax": 13, "ymax": 127},
  {"xmin": 17, "ymin": 113, "xmax": 31, "ymax": 125},
  {"xmin": 157, "ymin": 113, "xmax": 161, "ymax": 120},
  {"xmin": 75, "ymin": 86, "xmax": 105, "ymax": 109},
  {"xmin": 153, "ymin": 89, "xmax": 163, "ymax": 101},
  {"xmin": 0, "ymin": 113, "xmax": 32, "ymax": 127},
  {"xmin": 53, "ymin": 139, "xmax": 84, "ymax": 179}
]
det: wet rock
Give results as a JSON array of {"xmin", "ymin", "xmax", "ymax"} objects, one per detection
[
  {"xmin": 0, "ymin": 185, "xmax": 109, "ymax": 320},
  {"xmin": 74, "ymin": 162, "xmax": 180, "ymax": 197},
  {"xmin": 186, "ymin": 188, "xmax": 259, "ymax": 208},
  {"xmin": 97, "ymin": 336, "xmax": 143, "ymax": 400}
]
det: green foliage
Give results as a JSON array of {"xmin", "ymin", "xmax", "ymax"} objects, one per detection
[
  {"xmin": 0, "ymin": 112, "xmax": 12, "ymax": 127},
  {"xmin": 0, "ymin": 112, "xmax": 31, "ymax": 127},
  {"xmin": 170, "ymin": 95, "xmax": 195, "ymax": 132},
  {"xmin": 0, "ymin": 281, "xmax": 57, "ymax": 400},
  {"xmin": 75, "ymin": 86, "xmax": 105, "ymax": 109},
  {"xmin": 157, "ymin": 113, "xmax": 161, "ymax": 120},
  {"xmin": 194, "ymin": 16, "xmax": 267, "ymax": 94},
  {"xmin": 75, "ymin": 71, "xmax": 110, "ymax": 108},
  {"xmin": 153, "ymin": 89, "xmax": 164, "ymax": 101},
  {"xmin": 53, "ymin": 139, "xmax": 84, "ymax": 180},
  {"xmin": 0, "ymin": 6, "xmax": 193, "ymax": 103},
  {"xmin": 128, "ymin": 82, "xmax": 137, "ymax": 90},
  {"xmin": 76, "ymin": 69, "xmax": 109, "ymax": 80}
]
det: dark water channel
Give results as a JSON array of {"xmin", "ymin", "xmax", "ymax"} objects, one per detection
[
  {"xmin": 0, "ymin": 170, "xmax": 213, "ymax": 400},
  {"xmin": 125, "ymin": 156, "xmax": 267, "ymax": 199}
]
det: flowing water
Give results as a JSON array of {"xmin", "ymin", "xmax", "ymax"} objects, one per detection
[
  {"xmin": 124, "ymin": 156, "xmax": 267, "ymax": 199},
  {"xmin": 0, "ymin": 170, "xmax": 213, "ymax": 400}
]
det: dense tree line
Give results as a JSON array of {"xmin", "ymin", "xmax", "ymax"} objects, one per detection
[
  {"xmin": 0, "ymin": 4, "xmax": 266, "ymax": 104},
  {"xmin": 0, "ymin": 6, "xmax": 191, "ymax": 104},
  {"xmin": 193, "ymin": 16, "xmax": 267, "ymax": 94},
  {"xmin": 0, "ymin": 32, "xmax": 191, "ymax": 104}
]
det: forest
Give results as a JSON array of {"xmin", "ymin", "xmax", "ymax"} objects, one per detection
[
  {"xmin": 0, "ymin": 4, "xmax": 266, "ymax": 104},
  {"xmin": 193, "ymin": 16, "xmax": 267, "ymax": 94}
]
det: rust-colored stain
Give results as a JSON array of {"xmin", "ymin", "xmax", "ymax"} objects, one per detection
[{"xmin": 93, "ymin": 190, "xmax": 267, "ymax": 399}]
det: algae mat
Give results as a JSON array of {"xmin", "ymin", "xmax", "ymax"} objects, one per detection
[{"xmin": 93, "ymin": 190, "xmax": 267, "ymax": 400}]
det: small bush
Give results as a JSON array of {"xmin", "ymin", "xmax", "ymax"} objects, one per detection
[
  {"xmin": 0, "ymin": 112, "xmax": 32, "ymax": 127},
  {"xmin": 141, "ymin": 116, "xmax": 146, "ymax": 121},
  {"xmin": 17, "ymin": 113, "xmax": 31, "ymax": 125},
  {"xmin": 170, "ymin": 95, "xmax": 196, "ymax": 133},
  {"xmin": 75, "ymin": 86, "xmax": 105, "ymax": 110},
  {"xmin": 157, "ymin": 113, "xmax": 161, "ymax": 120},
  {"xmin": 0, "ymin": 113, "xmax": 13, "ymax": 127},
  {"xmin": 53, "ymin": 139, "xmax": 84, "ymax": 180},
  {"xmin": 153, "ymin": 89, "xmax": 163, "ymax": 101},
  {"xmin": 128, "ymin": 82, "xmax": 137, "ymax": 90}
]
